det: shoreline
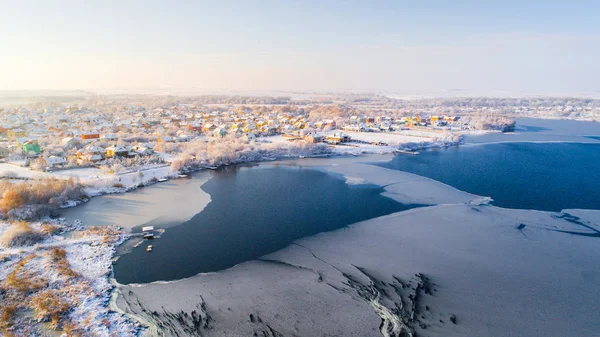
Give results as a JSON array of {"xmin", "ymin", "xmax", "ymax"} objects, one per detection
[{"xmin": 113, "ymin": 161, "xmax": 600, "ymax": 337}]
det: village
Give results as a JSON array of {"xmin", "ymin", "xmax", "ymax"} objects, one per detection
[{"xmin": 0, "ymin": 100, "xmax": 489, "ymax": 182}]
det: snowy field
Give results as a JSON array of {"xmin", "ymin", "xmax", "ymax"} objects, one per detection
[
  {"xmin": 343, "ymin": 130, "xmax": 438, "ymax": 144},
  {"xmin": 0, "ymin": 220, "xmax": 140, "ymax": 336},
  {"xmin": 0, "ymin": 162, "xmax": 178, "ymax": 196}
]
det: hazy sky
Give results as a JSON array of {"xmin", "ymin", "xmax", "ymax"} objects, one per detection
[{"xmin": 1, "ymin": 0, "xmax": 599, "ymax": 95}]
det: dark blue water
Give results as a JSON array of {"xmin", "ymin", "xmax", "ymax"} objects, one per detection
[
  {"xmin": 380, "ymin": 142, "xmax": 600, "ymax": 212},
  {"xmin": 114, "ymin": 166, "xmax": 412, "ymax": 284}
]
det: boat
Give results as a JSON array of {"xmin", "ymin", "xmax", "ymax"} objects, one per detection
[
  {"xmin": 146, "ymin": 245, "xmax": 153, "ymax": 252},
  {"xmin": 157, "ymin": 178, "xmax": 168, "ymax": 182},
  {"xmin": 206, "ymin": 166, "xmax": 219, "ymax": 170},
  {"xmin": 299, "ymin": 155, "xmax": 306, "ymax": 159},
  {"xmin": 177, "ymin": 174, "xmax": 188, "ymax": 178}
]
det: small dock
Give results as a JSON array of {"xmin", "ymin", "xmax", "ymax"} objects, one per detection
[{"xmin": 142, "ymin": 226, "xmax": 155, "ymax": 239}]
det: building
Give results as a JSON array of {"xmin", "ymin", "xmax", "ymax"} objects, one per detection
[
  {"xmin": 101, "ymin": 133, "xmax": 118, "ymax": 141},
  {"xmin": 81, "ymin": 132, "xmax": 100, "ymax": 140},
  {"xmin": 325, "ymin": 132, "xmax": 351, "ymax": 144},
  {"xmin": 45, "ymin": 156, "xmax": 67, "ymax": 168},
  {"xmin": 157, "ymin": 136, "xmax": 174, "ymax": 142},
  {"xmin": 203, "ymin": 123, "xmax": 216, "ymax": 132},
  {"xmin": 105, "ymin": 145, "xmax": 129, "ymax": 157},
  {"xmin": 213, "ymin": 127, "xmax": 228, "ymax": 137},
  {"xmin": 304, "ymin": 133, "xmax": 324, "ymax": 143},
  {"xmin": 7, "ymin": 128, "xmax": 26, "ymax": 141},
  {"xmin": 0, "ymin": 147, "xmax": 9, "ymax": 158},
  {"xmin": 22, "ymin": 140, "xmax": 41, "ymax": 155},
  {"xmin": 188, "ymin": 123, "xmax": 203, "ymax": 132}
]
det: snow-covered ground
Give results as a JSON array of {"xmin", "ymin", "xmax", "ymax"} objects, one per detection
[
  {"xmin": 0, "ymin": 220, "xmax": 140, "ymax": 336},
  {"xmin": 343, "ymin": 130, "xmax": 438, "ymax": 144},
  {"xmin": 0, "ymin": 162, "xmax": 175, "ymax": 188}
]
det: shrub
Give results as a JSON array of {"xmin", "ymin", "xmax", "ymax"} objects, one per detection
[
  {"xmin": 0, "ymin": 177, "xmax": 86, "ymax": 219},
  {"xmin": 40, "ymin": 223, "xmax": 60, "ymax": 235},
  {"xmin": 0, "ymin": 189, "xmax": 25, "ymax": 214},
  {"xmin": 0, "ymin": 304, "xmax": 16, "ymax": 332},
  {"xmin": 0, "ymin": 221, "xmax": 44, "ymax": 247},
  {"xmin": 3, "ymin": 254, "xmax": 46, "ymax": 293},
  {"xmin": 30, "ymin": 290, "xmax": 71, "ymax": 328},
  {"xmin": 7, "ymin": 204, "xmax": 55, "ymax": 221},
  {"xmin": 48, "ymin": 248, "xmax": 78, "ymax": 279}
]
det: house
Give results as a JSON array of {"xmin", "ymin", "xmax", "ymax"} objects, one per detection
[
  {"xmin": 325, "ymin": 132, "xmax": 351, "ymax": 145},
  {"xmin": 7, "ymin": 128, "xmax": 26, "ymax": 141},
  {"xmin": 45, "ymin": 156, "xmax": 67, "ymax": 168},
  {"xmin": 22, "ymin": 140, "xmax": 41, "ymax": 156},
  {"xmin": 61, "ymin": 137, "xmax": 80, "ymax": 147},
  {"xmin": 188, "ymin": 123, "xmax": 203, "ymax": 132},
  {"xmin": 176, "ymin": 133, "xmax": 193, "ymax": 142},
  {"xmin": 343, "ymin": 125, "xmax": 366, "ymax": 132},
  {"xmin": 213, "ymin": 127, "xmax": 227, "ymax": 137},
  {"xmin": 132, "ymin": 143, "xmax": 154, "ymax": 156},
  {"xmin": 105, "ymin": 145, "xmax": 129, "ymax": 157},
  {"xmin": 203, "ymin": 123, "xmax": 216, "ymax": 132},
  {"xmin": 304, "ymin": 133, "xmax": 324, "ymax": 143},
  {"xmin": 84, "ymin": 145, "xmax": 105, "ymax": 155},
  {"xmin": 81, "ymin": 132, "xmax": 100, "ymax": 140},
  {"xmin": 101, "ymin": 133, "xmax": 118, "ymax": 141},
  {"xmin": 157, "ymin": 136, "xmax": 174, "ymax": 142},
  {"xmin": 0, "ymin": 147, "xmax": 9, "ymax": 158},
  {"xmin": 78, "ymin": 153, "xmax": 103, "ymax": 164}
]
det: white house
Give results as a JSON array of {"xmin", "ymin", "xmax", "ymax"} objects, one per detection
[{"xmin": 45, "ymin": 156, "xmax": 67, "ymax": 167}]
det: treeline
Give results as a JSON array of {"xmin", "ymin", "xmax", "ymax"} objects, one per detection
[
  {"xmin": 170, "ymin": 134, "xmax": 332, "ymax": 170},
  {"xmin": 0, "ymin": 178, "xmax": 86, "ymax": 220}
]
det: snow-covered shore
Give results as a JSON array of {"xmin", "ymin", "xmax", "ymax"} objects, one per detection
[
  {"xmin": 113, "ymin": 162, "xmax": 600, "ymax": 337},
  {"xmin": 0, "ymin": 220, "xmax": 141, "ymax": 336}
]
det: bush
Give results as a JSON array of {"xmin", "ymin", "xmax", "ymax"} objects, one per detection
[
  {"xmin": 0, "ymin": 221, "xmax": 44, "ymax": 247},
  {"xmin": 7, "ymin": 204, "xmax": 55, "ymax": 221},
  {"xmin": 30, "ymin": 290, "xmax": 71, "ymax": 328},
  {"xmin": 48, "ymin": 248, "xmax": 78, "ymax": 279},
  {"xmin": 3, "ymin": 254, "xmax": 46, "ymax": 293},
  {"xmin": 0, "ymin": 177, "xmax": 86, "ymax": 219},
  {"xmin": 0, "ymin": 304, "xmax": 16, "ymax": 332},
  {"xmin": 40, "ymin": 223, "xmax": 60, "ymax": 235}
]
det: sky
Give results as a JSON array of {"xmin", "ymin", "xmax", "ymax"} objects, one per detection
[{"xmin": 1, "ymin": 0, "xmax": 599, "ymax": 96}]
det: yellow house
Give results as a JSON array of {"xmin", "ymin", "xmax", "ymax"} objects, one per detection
[
  {"xmin": 242, "ymin": 124, "xmax": 256, "ymax": 133},
  {"xmin": 256, "ymin": 121, "xmax": 267, "ymax": 128},
  {"xmin": 7, "ymin": 129, "xmax": 26, "ymax": 141},
  {"xmin": 105, "ymin": 145, "xmax": 129, "ymax": 157}
]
